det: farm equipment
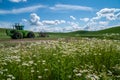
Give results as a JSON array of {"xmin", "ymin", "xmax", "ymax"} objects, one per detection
[
  {"xmin": 38, "ymin": 32, "xmax": 49, "ymax": 37},
  {"xmin": 6, "ymin": 23, "xmax": 35, "ymax": 39}
]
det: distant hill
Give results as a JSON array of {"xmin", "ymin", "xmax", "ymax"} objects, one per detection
[
  {"xmin": 70, "ymin": 26, "xmax": 120, "ymax": 34},
  {"xmin": 96, "ymin": 26, "xmax": 120, "ymax": 34},
  {"xmin": 68, "ymin": 26, "xmax": 120, "ymax": 39},
  {"xmin": 0, "ymin": 26, "xmax": 120, "ymax": 39},
  {"xmin": 0, "ymin": 28, "xmax": 10, "ymax": 39}
]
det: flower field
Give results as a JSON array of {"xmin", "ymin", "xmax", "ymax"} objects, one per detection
[{"xmin": 0, "ymin": 38, "xmax": 120, "ymax": 80}]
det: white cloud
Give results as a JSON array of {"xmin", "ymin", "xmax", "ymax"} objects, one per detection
[
  {"xmin": 30, "ymin": 13, "xmax": 43, "ymax": 26},
  {"xmin": 50, "ymin": 4, "xmax": 93, "ymax": 11},
  {"xmin": 70, "ymin": 16, "xmax": 76, "ymax": 20},
  {"xmin": 42, "ymin": 20, "xmax": 58, "ymax": 25},
  {"xmin": 9, "ymin": 0, "xmax": 27, "ymax": 3},
  {"xmin": 27, "ymin": 13, "xmax": 67, "ymax": 32},
  {"xmin": 96, "ymin": 8, "xmax": 120, "ymax": 20},
  {"xmin": 22, "ymin": 19, "xmax": 27, "ymax": 22},
  {"xmin": 0, "ymin": 5, "xmax": 46, "ymax": 14},
  {"xmin": 106, "ymin": 14, "xmax": 116, "ymax": 20},
  {"xmin": 42, "ymin": 20, "xmax": 66, "ymax": 25},
  {"xmin": 84, "ymin": 20, "xmax": 109, "ymax": 31},
  {"xmin": 60, "ymin": 20, "xmax": 66, "ymax": 24},
  {"xmin": 91, "ymin": 16, "xmax": 101, "ymax": 21},
  {"xmin": 99, "ymin": 21, "xmax": 109, "ymax": 25},
  {"xmin": 116, "ymin": 12, "xmax": 120, "ymax": 19},
  {"xmin": 23, "ymin": 8, "xmax": 120, "ymax": 32},
  {"xmin": 80, "ymin": 18, "xmax": 89, "ymax": 22},
  {"xmin": 67, "ymin": 21, "xmax": 80, "ymax": 30},
  {"xmin": 82, "ymin": 8, "xmax": 120, "ymax": 31},
  {"xmin": 97, "ymin": 8, "xmax": 120, "ymax": 15}
]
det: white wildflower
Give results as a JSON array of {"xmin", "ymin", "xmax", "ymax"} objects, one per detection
[
  {"xmin": 0, "ymin": 71, "xmax": 3, "ymax": 74},
  {"xmin": 37, "ymin": 71, "xmax": 39, "ymax": 73},
  {"xmin": 38, "ymin": 76, "xmax": 42, "ymax": 79},
  {"xmin": 7, "ymin": 75, "xmax": 13, "ymax": 77},
  {"xmin": 7, "ymin": 78, "xmax": 11, "ymax": 80},
  {"xmin": 73, "ymin": 69, "xmax": 78, "ymax": 73},
  {"xmin": 68, "ymin": 75, "xmax": 72, "ymax": 78},
  {"xmin": 22, "ymin": 62, "xmax": 29, "ymax": 66},
  {"xmin": 44, "ymin": 69, "xmax": 48, "ymax": 72},
  {"xmin": 12, "ymin": 76, "xmax": 15, "ymax": 79},
  {"xmin": 75, "ymin": 73, "xmax": 82, "ymax": 77},
  {"xmin": 31, "ymin": 70, "xmax": 34, "ymax": 73},
  {"xmin": 86, "ymin": 74, "xmax": 99, "ymax": 80},
  {"xmin": 42, "ymin": 60, "xmax": 46, "ymax": 63},
  {"xmin": 29, "ymin": 61, "xmax": 34, "ymax": 64},
  {"xmin": 42, "ymin": 60, "xmax": 46, "ymax": 65},
  {"xmin": 58, "ymin": 60, "xmax": 60, "ymax": 63}
]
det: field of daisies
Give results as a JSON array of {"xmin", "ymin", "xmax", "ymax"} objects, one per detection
[{"xmin": 0, "ymin": 38, "xmax": 120, "ymax": 80}]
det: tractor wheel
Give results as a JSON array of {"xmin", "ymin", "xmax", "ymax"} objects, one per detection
[
  {"xmin": 12, "ymin": 32, "xmax": 23, "ymax": 39},
  {"xmin": 27, "ymin": 32, "xmax": 35, "ymax": 38}
]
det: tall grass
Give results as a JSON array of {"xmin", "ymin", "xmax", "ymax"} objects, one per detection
[{"xmin": 0, "ymin": 38, "xmax": 120, "ymax": 80}]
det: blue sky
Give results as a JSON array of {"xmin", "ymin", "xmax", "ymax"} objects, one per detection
[{"xmin": 0, "ymin": 0, "xmax": 120, "ymax": 32}]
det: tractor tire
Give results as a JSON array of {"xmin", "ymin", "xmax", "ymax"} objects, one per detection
[
  {"xmin": 27, "ymin": 32, "xmax": 35, "ymax": 38},
  {"xmin": 12, "ymin": 32, "xmax": 23, "ymax": 39}
]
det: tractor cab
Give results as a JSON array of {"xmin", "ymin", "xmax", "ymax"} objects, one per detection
[{"xmin": 13, "ymin": 23, "xmax": 24, "ymax": 30}]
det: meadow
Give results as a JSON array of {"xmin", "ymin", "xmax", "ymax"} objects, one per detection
[{"xmin": 0, "ymin": 38, "xmax": 120, "ymax": 80}]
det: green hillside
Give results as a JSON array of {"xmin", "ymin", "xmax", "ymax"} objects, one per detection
[
  {"xmin": 70, "ymin": 26, "xmax": 120, "ymax": 34},
  {"xmin": 48, "ymin": 26, "xmax": 120, "ymax": 39},
  {"xmin": 68, "ymin": 26, "xmax": 120, "ymax": 39},
  {"xmin": 0, "ymin": 26, "xmax": 120, "ymax": 40},
  {"xmin": 0, "ymin": 28, "xmax": 10, "ymax": 39},
  {"xmin": 96, "ymin": 26, "xmax": 120, "ymax": 33}
]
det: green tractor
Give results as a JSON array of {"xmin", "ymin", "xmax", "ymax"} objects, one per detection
[{"xmin": 6, "ymin": 23, "xmax": 35, "ymax": 39}]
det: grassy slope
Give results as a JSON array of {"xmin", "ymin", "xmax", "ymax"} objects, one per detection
[
  {"xmin": 0, "ymin": 26, "xmax": 120, "ymax": 39},
  {"xmin": 49, "ymin": 26, "xmax": 120, "ymax": 37},
  {"xmin": 70, "ymin": 26, "xmax": 120, "ymax": 35},
  {"xmin": 0, "ymin": 28, "xmax": 11, "ymax": 39}
]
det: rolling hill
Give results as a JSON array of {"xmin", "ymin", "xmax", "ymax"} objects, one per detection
[
  {"xmin": 0, "ymin": 28, "xmax": 10, "ymax": 39},
  {"xmin": 49, "ymin": 26, "xmax": 120, "ymax": 39},
  {"xmin": 0, "ymin": 26, "xmax": 120, "ymax": 39},
  {"xmin": 70, "ymin": 26, "xmax": 120, "ymax": 34}
]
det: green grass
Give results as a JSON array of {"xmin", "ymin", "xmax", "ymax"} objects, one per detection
[
  {"xmin": 0, "ymin": 26, "xmax": 120, "ymax": 40},
  {"xmin": 46, "ymin": 26, "xmax": 120, "ymax": 39},
  {"xmin": 68, "ymin": 26, "xmax": 120, "ymax": 39},
  {"xmin": 0, "ymin": 38, "xmax": 120, "ymax": 80},
  {"xmin": 0, "ymin": 28, "xmax": 11, "ymax": 39}
]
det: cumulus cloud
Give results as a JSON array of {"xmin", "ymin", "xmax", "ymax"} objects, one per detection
[
  {"xmin": 22, "ymin": 19, "xmax": 27, "ymax": 22},
  {"xmin": 30, "ymin": 13, "xmax": 43, "ymax": 26},
  {"xmin": 80, "ymin": 18, "xmax": 89, "ymax": 22},
  {"xmin": 70, "ymin": 16, "xmax": 76, "ymax": 20},
  {"xmin": 9, "ymin": 0, "xmax": 27, "ymax": 3},
  {"xmin": 82, "ymin": 8, "xmax": 120, "ymax": 31},
  {"xmin": 99, "ymin": 21, "xmax": 109, "ymax": 25},
  {"xmin": 0, "ymin": 5, "xmax": 46, "ymax": 14},
  {"xmin": 91, "ymin": 16, "xmax": 101, "ymax": 21},
  {"xmin": 27, "ymin": 13, "xmax": 67, "ymax": 32},
  {"xmin": 84, "ymin": 20, "xmax": 109, "ymax": 31},
  {"xmin": 116, "ymin": 12, "xmax": 120, "ymax": 19},
  {"xmin": 23, "ymin": 8, "xmax": 120, "ymax": 32},
  {"xmin": 97, "ymin": 8, "xmax": 120, "ymax": 15},
  {"xmin": 42, "ymin": 20, "xmax": 58, "ymax": 25},
  {"xmin": 50, "ymin": 4, "xmax": 93, "ymax": 11},
  {"xmin": 67, "ymin": 21, "xmax": 80, "ymax": 30},
  {"xmin": 96, "ymin": 8, "xmax": 120, "ymax": 20},
  {"xmin": 42, "ymin": 20, "xmax": 66, "ymax": 25}
]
